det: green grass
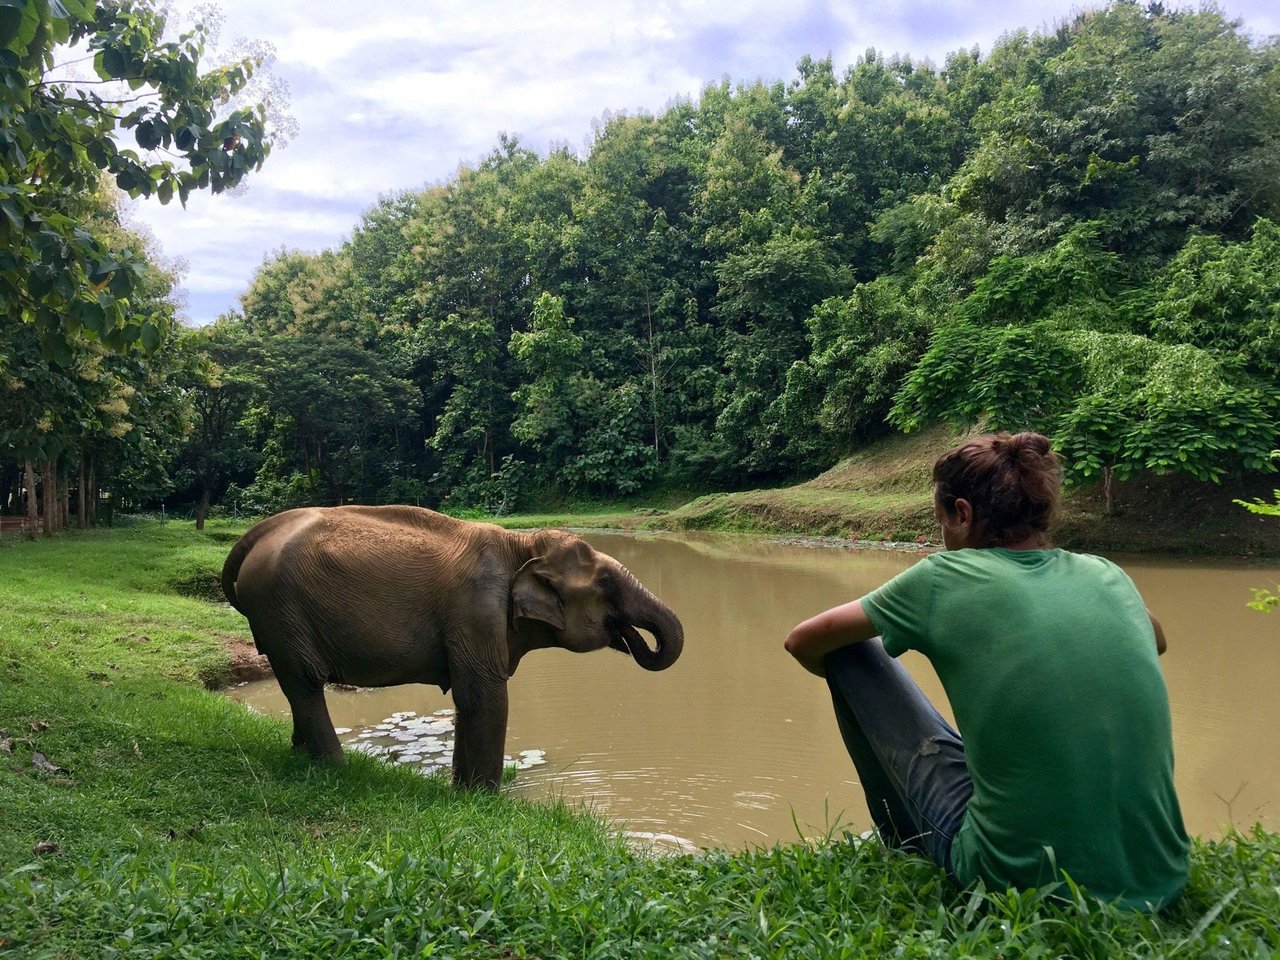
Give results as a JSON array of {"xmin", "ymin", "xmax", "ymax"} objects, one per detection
[
  {"xmin": 2, "ymin": 524, "xmax": 1277, "ymax": 957},
  {"xmin": 500, "ymin": 425, "xmax": 1280, "ymax": 557}
]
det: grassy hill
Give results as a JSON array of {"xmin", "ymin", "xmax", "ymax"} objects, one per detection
[{"xmin": 655, "ymin": 426, "xmax": 1280, "ymax": 558}]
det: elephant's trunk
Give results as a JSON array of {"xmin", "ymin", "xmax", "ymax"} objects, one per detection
[{"xmin": 618, "ymin": 574, "xmax": 683, "ymax": 671}]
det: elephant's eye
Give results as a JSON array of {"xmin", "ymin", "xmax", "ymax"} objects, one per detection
[{"xmin": 595, "ymin": 572, "xmax": 615, "ymax": 593}]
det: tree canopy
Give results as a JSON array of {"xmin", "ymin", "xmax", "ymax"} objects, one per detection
[
  {"xmin": 5, "ymin": 2, "xmax": 1277, "ymax": 526},
  {"xmin": 1, "ymin": 0, "xmax": 279, "ymax": 533},
  {"xmin": 1, "ymin": 0, "xmax": 273, "ymax": 361}
]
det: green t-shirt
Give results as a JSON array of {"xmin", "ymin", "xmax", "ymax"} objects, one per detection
[{"xmin": 862, "ymin": 548, "xmax": 1189, "ymax": 910}]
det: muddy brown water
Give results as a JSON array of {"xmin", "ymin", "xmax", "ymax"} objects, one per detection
[{"xmin": 228, "ymin": 531, "xmax": 1279, "ymax": 850}]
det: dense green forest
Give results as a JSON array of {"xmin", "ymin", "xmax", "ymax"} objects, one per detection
[{"xmin": 4, "ymin": 1, "xmax": 1278, "ymax": 530}]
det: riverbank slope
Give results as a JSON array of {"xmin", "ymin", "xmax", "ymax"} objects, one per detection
[
  {"xmin": 1, "ymin": 524, "xmax": 1277, "ymax": 956},
  {"xmin": 512, "ymin": 426, "xmax": 1280, "ymax": 558}
]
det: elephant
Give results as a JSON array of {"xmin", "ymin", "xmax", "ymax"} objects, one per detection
[{"xmin": 221, "ymin": 505, "xmax": 683, "ymax": 789}]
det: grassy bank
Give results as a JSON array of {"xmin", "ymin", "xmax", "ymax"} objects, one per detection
[
  {"xmin": 538, "ymin": 426, "xmax": 1280, "ymax": 558},
  {"xmin": 2, "ymin": 525, "xmax": 1277, "ymax": 957}
]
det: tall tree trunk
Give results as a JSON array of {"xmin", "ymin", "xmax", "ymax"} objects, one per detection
[
  {"xmin": 87, "ymin": 456, "xmax": 97, "ymax": 527},
  {"xmin": 59, "ymin": 463, "xmax": 69, "ymax": 530},
  {"xmin": 24, "ymin": 459, "xmax": 38, "ymax": 539},
  {"xmin": 41, "ymin": 460, "xmax": 55, "ymax": 535},
  {"xmin": 195, "ymin": 486, "xmax": 211, "ymax": 531},
  {"xmin": 1103, "ymin": 466, "xmax": 1116, "ymax": 517},
  {"xmin": 78, "ymin": 456, "xmax": 87, "ymax": 527}
]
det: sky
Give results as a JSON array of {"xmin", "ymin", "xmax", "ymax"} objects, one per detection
[{"xmin": 117, "ymin": 0, "xmax": 1280, "ymax": 326}]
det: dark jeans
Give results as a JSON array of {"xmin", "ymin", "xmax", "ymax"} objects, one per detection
[{"xmin": 824, "ymin": 639, "xmax": 973, "ymax": 875}]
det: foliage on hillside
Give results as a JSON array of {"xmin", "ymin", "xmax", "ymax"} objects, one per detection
[{"xmin": 4, "ymin": 3, "xmax": 1278, "ymax": 532}]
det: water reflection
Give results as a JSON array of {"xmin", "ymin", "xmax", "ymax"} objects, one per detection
[{"xmin": 228, "ymin": 531, "xmax": 1279, "ymax": 849}]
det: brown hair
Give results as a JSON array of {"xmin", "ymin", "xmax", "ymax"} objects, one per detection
[{"xmin": 932, "ymin": 432, "xmax": 1062, "ymax": 547}]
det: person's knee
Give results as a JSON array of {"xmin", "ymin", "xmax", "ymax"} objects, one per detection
[{"xmin": 823, "ymin": 637, "xmax": 888, "ymax": 679}]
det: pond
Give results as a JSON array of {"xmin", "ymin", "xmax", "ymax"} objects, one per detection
[{"xmin": 228, "ymin": 531, "xmax": 1280, "ymax": 851}]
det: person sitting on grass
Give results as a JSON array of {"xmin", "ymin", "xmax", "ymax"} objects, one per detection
[{"xmin": 784, "ymin": 431, "xmax": 1189, "ymax": 911}]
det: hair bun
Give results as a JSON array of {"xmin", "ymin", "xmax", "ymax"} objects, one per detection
[{"xmin": 1007, "ymin": 432, "xmax": 1051, "ymax": 459}]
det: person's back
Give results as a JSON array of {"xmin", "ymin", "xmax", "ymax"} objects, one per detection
[
  {"xmin": 785, "ymin": 431, "xmax": 1190, "ymax": 911},
  {"xmin": 867, "ymin": 547, "xmax": 1189, "ymax": 908}
]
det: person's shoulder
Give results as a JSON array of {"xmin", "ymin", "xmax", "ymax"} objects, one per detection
[
  {"xmin": 1050, "ymin": 549, "xmax": 1119, "ymax": 571},
  {"xmin": 1045, "ymin": 549, "xmax": 1138, "ymax": 585},
  {"xmin": 868, "ymin": 550, "xmax": 940, "ymax": 600},
  {"xmin": 927, "ymin": 548, "xmax": 1006, "ymax": 569},
  {"xmin": 900, "ymin": 550, "xmax": 953, "ymax": 578}
]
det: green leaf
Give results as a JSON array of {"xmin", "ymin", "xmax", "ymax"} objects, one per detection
[
  {"xmin": 109, "ymin": 267, "xmax": 134, "ymax": 298},
  {"xmin": 0, "ymin": 196, "xmax": 22, "ymax": 230},
  {"xmin": 0, "ymin": 5, "xmax": 25, "ymax": 50},
  {"xmin": 78, "ymin": 300, "xmax": 106, "ymax": 333},
  {"xmin": 140, "ymin": 321, "xmax": 161, "ymax": 351},
  {"xmin": 0, "ymin": 0, "xmax": 36, "ymax": 56},
  {"xmin": 134, "ymin": 119, "xmax": 161, "ymax": 150},
  {"xmin": 100, "ymin": 46, "xmax": 126, "ymax": 78},
  {"xmin": 40, "ymin": 332, "xmax": 74, "ymax": 367}
]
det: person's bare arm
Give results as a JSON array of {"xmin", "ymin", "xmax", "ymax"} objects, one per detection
[
  {"xmin": 1148, "ymin": 608, "xmax": 1167, "ymax": 656},
  {"xmin": 784, "ymin": 599, "xmax": 879, "ymax": 677}
]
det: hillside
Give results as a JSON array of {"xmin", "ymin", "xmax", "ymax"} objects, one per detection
[{"xmin": 658, "ymin": 426, "xmax": 1280, "ymax": 558}]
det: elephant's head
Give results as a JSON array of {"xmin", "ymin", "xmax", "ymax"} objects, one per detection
[{"xmin": 508, "ymin": 531, "xmax": 683, "ymax": 675}]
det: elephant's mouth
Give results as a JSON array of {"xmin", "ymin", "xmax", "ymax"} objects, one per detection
[
  {"xmin": 604, "ymin": 609, "xmax": 682, "ymax": 672},
  {"xmin": 608, "ymin": 619, "xmax": 649, "ymax": 657}
]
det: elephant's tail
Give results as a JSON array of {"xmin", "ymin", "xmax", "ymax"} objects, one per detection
[
  {"xmin": 221, "ymin": 517, "xmax": 280, "ymax": 614},
  {"xmin": 221, "ymin": 536, "xmax": 251, "ymax": 614}
]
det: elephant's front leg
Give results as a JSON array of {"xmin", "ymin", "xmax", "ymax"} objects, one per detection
[{"xmin": 451, "ymin": 675, "xmax": 509, "ymax": 790}]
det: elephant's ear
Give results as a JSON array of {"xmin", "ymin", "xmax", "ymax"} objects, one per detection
[{"xmin": 511, "ymin": 557, "xmax": 565, "ymax": 631}]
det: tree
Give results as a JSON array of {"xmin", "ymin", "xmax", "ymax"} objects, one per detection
[
  {"xmin": 893, "ymin": 324, "xmax": 1277, "ymax": 513},
  {"xmin": 508, "ymin": 292, "xmax": 583, "ymax": 482},
  {"xmin": 172, "ymin": 322, "xmax": 261, "ymax": 529},
  {"xmin": 1149, "ymin": 219, "xmax": 1280, "ymax": 380},
  {"xmin": 345, "ymin": 190, "xmax": 420, "ymax": 326},
  {"xmin": 779, "ymin": 278, "xmax": 930, "ymax": 470},
  {"xmin": 399, "ymin": 138, "xmax": 540, "ymax": 502},
  {"xmin": 1, "ymin": 179, "xmax": 188, "ymax": 533},
  {"xmin": 140, "ymin": 3, "xmax": 1280, "ymax": 516},
  {"xmin": 1, "ymin": 0, "xmax": 275, "ymax": 359},
  {"xmin": 711, "ymin": 224, "xmax": 847, "ymax": 476},
  {"xmin": 565, "ymin": 112, "xmax": 711, "ymax": 476},
  {"xmin": 509, "ymin": 293, "xmax": 656, "ymax": 497},
  {"xmin": 237, "ymin": 335, "xmax": 419, "ymax": 508},
  {"xmin": 241, "ymin": 249, "xmax": 376, "ymax": 344},
  {"xmin": 946, "ymin": 5, "xmax": 1280, "ymax": 260}
]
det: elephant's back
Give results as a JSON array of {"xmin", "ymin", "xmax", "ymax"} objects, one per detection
[
  {"xmin": 230, "ymin": 505, "xmax": 492, "ymax": 612},
  {"xmin": 321, "ymin": 504, "xmax": 515, "ymax": 548},
  {"xmin": 229, "ymin": 506, "xmax": 463, "ymax": 684}
]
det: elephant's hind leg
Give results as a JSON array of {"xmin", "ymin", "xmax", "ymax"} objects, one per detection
[{"xmin": 277, "ymin": 670, "xmax": 343, "ymax": 762}]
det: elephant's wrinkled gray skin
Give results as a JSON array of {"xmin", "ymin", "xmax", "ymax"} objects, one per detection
[{"xmin": 222, "ymin": 505, "xmax": 683, "ymax": 789}]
